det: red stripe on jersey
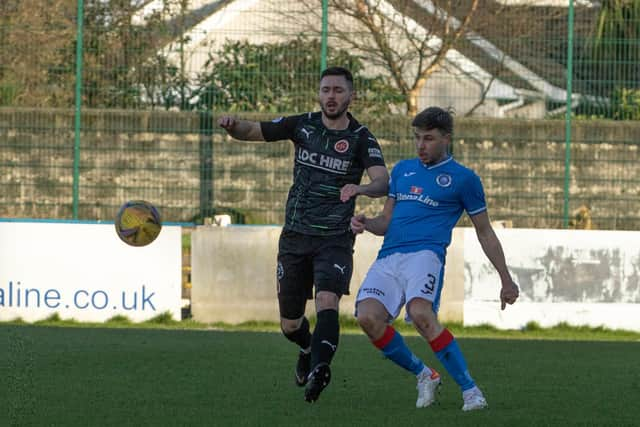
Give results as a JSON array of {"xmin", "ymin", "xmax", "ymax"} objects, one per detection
[
  {"xmin": 373, "ymin": 326, "xmax": 396, "ymax": 349},
  {"xmin": 429, "ymin": 328, "xmax": 454, "ymax": 352}
]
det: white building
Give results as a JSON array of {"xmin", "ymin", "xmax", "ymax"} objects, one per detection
[{"xmin": 134, "ymin": 0, "xmax": 600, "ymax": 118}]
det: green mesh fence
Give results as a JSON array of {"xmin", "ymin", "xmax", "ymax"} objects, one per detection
[{"xmin": 0, "ymin": 0, "xmax": 639, "ymax": 229}]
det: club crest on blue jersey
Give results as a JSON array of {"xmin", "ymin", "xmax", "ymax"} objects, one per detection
[{"xmin": 436, "ymin": 174, "xmax": 452, "ymax": 188}]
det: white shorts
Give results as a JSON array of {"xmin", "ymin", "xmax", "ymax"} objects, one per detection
[{"xmin": 355, "ymin": 249, "xmax": 445, "ymax": 322}]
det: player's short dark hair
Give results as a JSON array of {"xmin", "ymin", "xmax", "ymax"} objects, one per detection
[
  {"xmin": 412, "ymin": 106, "xmax": 454, "ymax": 135},
  {"xmin": 320, "ymin": 66, "xmax": 354, "ymax": 88}
]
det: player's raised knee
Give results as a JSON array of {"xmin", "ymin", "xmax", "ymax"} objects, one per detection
[
  {"xmin": 281, "ymin": 317, "xmax": 303, "ymax": 335},
  {"xmin": 356, "ymin": 310, "xmax": 377, "ymax": 333}
]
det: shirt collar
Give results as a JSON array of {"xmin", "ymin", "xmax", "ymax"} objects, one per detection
[{"xmin": 419, "ymin": 156, "xmax": 453, "ymax": 170}]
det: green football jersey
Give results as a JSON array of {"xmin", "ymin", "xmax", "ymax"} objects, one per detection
[{"xmin": 261, "ymin": 112, "xmax": 386, "ymax": 236}]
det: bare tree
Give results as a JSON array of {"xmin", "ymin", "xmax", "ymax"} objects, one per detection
[
  {"xmin": 270, "ymin": 0, "xmax": 575, "ymax": 117},
  {"xmin": 281, "ymin": 0, "xmax": 478, "ymax": 116}
]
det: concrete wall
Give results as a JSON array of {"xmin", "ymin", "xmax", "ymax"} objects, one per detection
[
  {"xmin": 2, "ymin": 108, "xmax": 640, "ymax": 229},
  {"xmin": 191, "ymin": 225, "xmax": 464, "ymax": 324},
  {"xmin": 191, "ymin": 225, "xmax": 640, "ymax": 332},
  {"xmin": 463, "ymin": 228, "xmax": 640, "ymax": 331}
]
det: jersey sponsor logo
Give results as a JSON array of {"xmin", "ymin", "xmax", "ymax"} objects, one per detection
[
  {"xmin": 360, "ymin": 287, "xmax": 385, "ymax": 297},
  {"xmin": 397, "ymin": 192, "xmax": 440, "ymax": 207},
  {"xmin": 272, "ymin": 116, "xmax": 284, "ymax": 123},
  {"xmin": 334, "ymin": 139, "xmax": 349, "ymax": 153},
  {"xmin": 436, "ymin": 174, "xmax": 452, "ymax": 187},
  {"xmin": 410, "ymin": 186, "xmax": 423, "ymax": 195},
  {"xmin": 368, "ymin": 147, "xmax": 383, "ymax": 158},
  {"xmin": 296, "ymin": 147, "xmax": 350, "ymax": 174}
]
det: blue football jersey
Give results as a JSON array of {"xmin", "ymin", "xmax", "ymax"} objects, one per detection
[{"xmin": 378, "ymin": 157, "xmax": 486, "ymax": 260}]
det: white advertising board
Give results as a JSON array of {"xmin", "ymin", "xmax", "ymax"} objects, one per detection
[
  {"xmin": 464, "ymin": 228, "xmax": 640, "ymax": 331},
  {"xmin": 0, "ymin": 221, "xmax": 182, "ymax": 322}
]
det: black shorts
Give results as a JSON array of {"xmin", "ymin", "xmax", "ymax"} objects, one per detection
[{"xmin": 277, "ymin": 229, "xmax": 355, "ymax": 319}]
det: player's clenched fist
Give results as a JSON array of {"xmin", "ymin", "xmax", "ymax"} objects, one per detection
[
  {"xmin": 350, "ymin": 214, "xmax": 366, "ymax": 234},
  {"xmin": 218, "ymin": 115, "xmax": 237, "ymax": 131},
  {"xmin": 340, "ymin": 184, "xmax": 361, "ymax": 202},
  {"xmin": 500, "ymin": 282, "xmax": 519, "ymax": 310}
]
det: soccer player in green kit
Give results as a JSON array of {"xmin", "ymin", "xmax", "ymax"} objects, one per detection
[{"xmin": 218, "ymin": 67, "xmax": 389, "ymax": 402}]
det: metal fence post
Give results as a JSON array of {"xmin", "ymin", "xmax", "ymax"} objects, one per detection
[
  {"xmin": 199, "ymin": 111, "xmax": 214, "ymax": 222},
  {"xmin": 563, "ymin": 0, "xmax": 575, "ymax": 228},
  {"xmin": 321, "ymin": 0, "xmax": 328, "ymax": 72},
  {"xmin": 73, "ymin": 0, "xmax": 84, "ymax": 219}
]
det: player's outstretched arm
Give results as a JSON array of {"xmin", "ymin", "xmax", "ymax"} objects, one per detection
[
  {"xmin": 218, "ymin": 116, "xmax": 265, "ymax": 141},
  {"xmin": 469, "ymin": 211, "xmax": 519, "ymax": 310},
  {"xmin": 350, "ymin": 197, "xmax": 395, "ymax": 236},
  {"xmin": 361, "ymin": 165, "xmax": 390, "ymax": 198},
  {"xmin": 340, "ymin": 165, "xmax": 389, "ymax": 202}
]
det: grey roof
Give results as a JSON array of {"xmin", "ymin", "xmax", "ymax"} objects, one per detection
[{"xmin": 391, "ymin": 0, "xmax": 601, "ymax": 99}]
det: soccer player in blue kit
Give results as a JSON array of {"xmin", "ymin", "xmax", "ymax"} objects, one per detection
[
  {"xmin": 218, "ymin": 67, "xmax": 389, "ymax": 403},
  {"xmin": 350, "ymin": 106, "xmax": 519, "ymax": 411}
]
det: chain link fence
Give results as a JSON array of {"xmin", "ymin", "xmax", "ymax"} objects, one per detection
[{"xmin": 1, "ymin": 0, "xmax": 639, "ymax": 229}]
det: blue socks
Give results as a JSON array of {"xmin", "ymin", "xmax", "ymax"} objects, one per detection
[
  {"xmin": 369, "ymin": 325, "xmax": 475, "ymax": 392},
  {"xmin": 373, "ymin": 326, "xmax": 425, "ymax": 375},
  {"xmin": 429, "ymin": 328, "xmax": 475, "ymax": 391}
]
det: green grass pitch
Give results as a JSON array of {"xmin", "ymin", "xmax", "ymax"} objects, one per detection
[{"xmin": 2, "ymin": 324, "xmax": 639, "ymax": 426}]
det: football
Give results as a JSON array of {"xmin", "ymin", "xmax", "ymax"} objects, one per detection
[{"xmin": 114, "ymin": 200, "xmax": 162, "ymax": 247}]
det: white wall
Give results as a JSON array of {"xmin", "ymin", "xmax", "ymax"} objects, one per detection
[
  {"xmin": 190, "ymin": 225, "xmax": 464, "ymax": 324},
  {"xmin": 192, "ymin": 225, "xmax": 640, "ymax": 331},
  {"xmin": 464, "ymin": 228, "xmax": 640, "ymax": 331},
  {"xmin": 0, "ymin": 221, "xmax": 182, "ymax": 322}
]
